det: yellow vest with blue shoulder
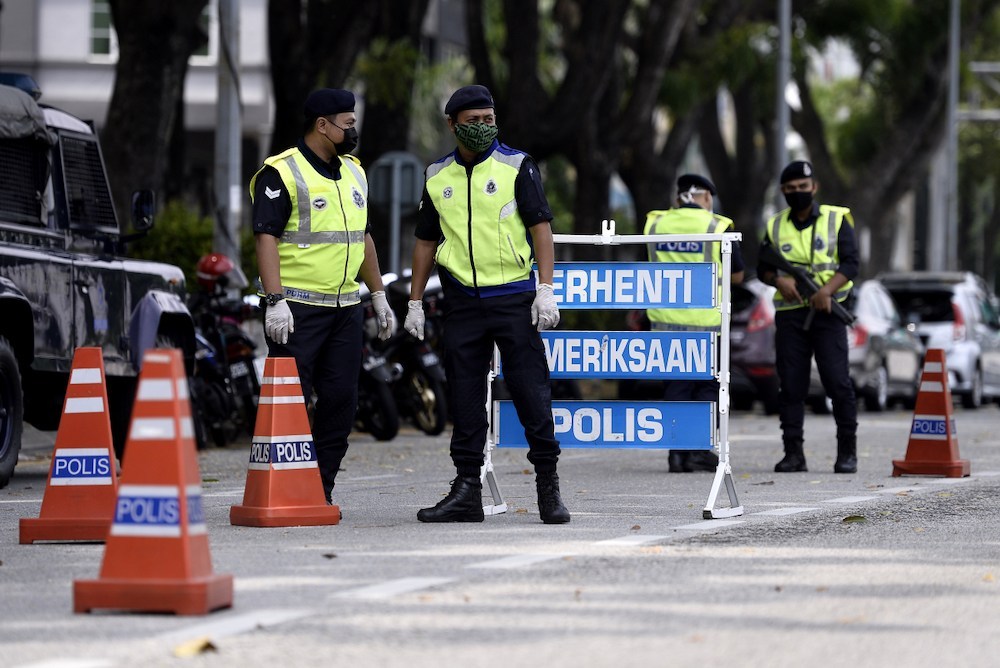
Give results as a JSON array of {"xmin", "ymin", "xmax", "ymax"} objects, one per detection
[
  {"xmin": 425, "ymin": 144, "xmax": 534, "ymax": 291},
  {"xmin": 765, "ymin": 204, "xmax": 854, "ymax": 311},
  {"xmin": 643, "ymin": 206, "xmax": 733, "ymax": 330},
  {"xmin": 250, "ymin": 147, "xmax": 368, "ymax": 307}
]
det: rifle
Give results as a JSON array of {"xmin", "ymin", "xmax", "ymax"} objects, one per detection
[{"xmin": 758, "ymin": 244, "xmax": 856, "ymax": 330}]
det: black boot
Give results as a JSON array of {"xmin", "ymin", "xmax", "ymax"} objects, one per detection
[
  {"xmin": 775, "ymin": 442, "xmax": 807, "ymax": 472},
  {"xmin": 417, "ymin": 476, "xmax": 485, "ymax": 523},
  {"xmin": 668, "ymin": 451, "xmax": 688, "ymax": 473},
  {"xmin": 536, "ymin": 472, "xmax": 571, "ymax": 524},
  {"xmin": 835, "ymin": 436, "xmax": 858, "ymax": 473},
  {"xmin": 685, "ymin": 450, "xmax": 719, "ymax": 472}
]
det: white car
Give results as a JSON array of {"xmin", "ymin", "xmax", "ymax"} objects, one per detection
[{"xmin": 879, "ymin": 272, "xmax": 1000, "ymax": 408}]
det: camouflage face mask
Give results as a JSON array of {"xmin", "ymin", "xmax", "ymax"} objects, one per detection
[{"xmin": 454, "ymin": 122, "xmax": 498, "ymax": 154}]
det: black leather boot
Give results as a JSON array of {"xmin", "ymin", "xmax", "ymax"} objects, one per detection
[
  {"xmin": 835, "ymin": 436, "xmax": 858, "ymax": 473},
  {"xmin": 536, "ymin": 472, "xmax": 571, "ymax": 524},
  {"xmin": 668, "ymin": 451, "xmax": 688, "ymax": 472},
  {"xmin": 417, "ymin": 476, "xmax": 485, "ymax": 523},
  {"xmin": 775, "ymin": 442, "xmax": 807, "ymax": 472},
  {"xmin": 685, "ymin": 450, "xmax": 719, "ymax": 472}
]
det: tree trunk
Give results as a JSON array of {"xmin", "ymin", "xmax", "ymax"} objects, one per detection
[{"xmin": 103, "ymin": 0, "xmax": 208, "ymax": 227}]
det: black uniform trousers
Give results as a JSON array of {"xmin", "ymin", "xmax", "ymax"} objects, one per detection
[
  {"xmin": 441, "ymin": 283, "xmax": 560, "ymax": 478},
  {"xmin": 265, "ymin": 300, "xmax": 362, "ymax": 497},
  {"xmin": 775, "ymin": 306, "xmax": 857, "ymax": 446}
]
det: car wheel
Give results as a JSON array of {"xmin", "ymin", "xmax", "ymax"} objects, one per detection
[
  {"xmin": 864, "ymin": 365, "xmax": 889, "ymax": 412},
  {"xmin": 0, "ymin": 336, "xmax": 24, "ymax": 489},
  {"xmin": 961, "ymin": 367, "xmax": 984, "ymax": 409}
]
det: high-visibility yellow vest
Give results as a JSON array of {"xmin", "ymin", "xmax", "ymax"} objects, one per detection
[
  {"xmin": 425, "ymin": 146, "xmax": 533, "ymax": 288},
  {"xmin": 765, "ymin": 204, "xmax": 853, "ymax": 311},
  {"xmin": 643, "ymin": 206, "xmax": 733, "ymax": 330},
  {"xmin": 250, "ymin": 148, "xmax": 368, "ymax": 307}
]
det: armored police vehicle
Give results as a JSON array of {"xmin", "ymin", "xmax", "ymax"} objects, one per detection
[{"xmin": 0, "ymin": 74, "xmax": 195, "ymax": 487}]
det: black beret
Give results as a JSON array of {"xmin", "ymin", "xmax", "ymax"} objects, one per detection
[
  {"xmin": 676, "ymin": 173, "xmax": 716, "ymax": 196},
  {"xmin": 303, "ymin": 88, "xmax": 355, "ymax": 119},
  {"xmin": 445, "ymin": 85, "xmax": 495, "ymax": 117},
  {"xmin": 780, "ymin": 160, "xmax": 814, "ymax": 184}
]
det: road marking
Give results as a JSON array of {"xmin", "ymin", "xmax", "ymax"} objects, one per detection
[
  {"xmin": 596, "ymin": 535, "xmax": 669, "ymax": 546},
  {"xmin": 156, "ymin": 608, "xmax": 311, "ymax": 645},
  {"xmin": 973, "ymin": 470, "xmax": 1000, "ymax": 477},
  {"xmin": 466, "ymin": 554, "xmax": 572, "ymax": 569},
  {"xmin": 873, "ymin": 486, "xmax": 922, "ymax": 494},
  {"xmin": 673, "ymin": 519, "xmax": 743, "ymax": 531},
  {"xmin": 343, "ymin": 474, "xmax": 402, "ymax": 482},
  {"xmin": 332, "ymin": 577, "xmax": 455, "ymax": 600},
  {"xmin": 923, "ymin": 478, "xmax": 971, "ymax": 485},
  {"xmin": 752, "ymin": 507, "xmax": 818, "ymax": 516},
  {"xmin": 822, "ymin": 496, "xmax": 880, "ymax": 503},
  {"xmin": 14, "ymin": 661, "xmax": 113, "ymax": 668}
]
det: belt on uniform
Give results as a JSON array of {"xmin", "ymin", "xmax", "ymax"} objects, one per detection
[{"xmin": 282, "ymin": 287, "xmax": 361, "ymax": 307}]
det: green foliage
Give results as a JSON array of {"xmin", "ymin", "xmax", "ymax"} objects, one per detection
[
  {"xmin": 356, "ymin": 38, "xmax": 421, "ymax": 110},
  {"xmin": 127, "ymin": 200, "xmax": 255, "ymax": 293},
  {"xmin": 809, "ymin": 77, "xmax": 878, "ymax": 176}
]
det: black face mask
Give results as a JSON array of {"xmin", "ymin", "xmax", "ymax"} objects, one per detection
[
  {"xmin": 784, "ymin": 190, "xmax": 813, "ymax": 212},
  {"xmin": 334, "ymin": 126, "xmax": 359, "ymax": 155}
]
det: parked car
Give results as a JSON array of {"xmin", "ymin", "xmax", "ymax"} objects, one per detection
[
  {"xmin": 618, "ymin": 278, "xmax": 779, "ymax": 414},
  {"xmin": 877, "ymin": 271, "xmax": 1000, "ymax": 408},
  {"xmin": 807, "ymin": 279, "xmax": 924, "ymax": 412}
]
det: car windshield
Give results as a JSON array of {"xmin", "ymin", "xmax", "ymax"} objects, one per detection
[{"xmin": 890, "ymin": 290, "xmax": 954, "ymax": 323}]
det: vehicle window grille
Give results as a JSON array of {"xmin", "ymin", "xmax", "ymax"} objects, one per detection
[
  {"xmin": 60, "ymin": 134, "xmax": 116, "ymax": 229},
  {"xmin": 0, "ymin": 138, "xmax": 48, "ymax": 225}
]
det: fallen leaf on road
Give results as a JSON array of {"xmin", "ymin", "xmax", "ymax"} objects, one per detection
[
  {"xmin": 173, "ymin": 637, "xmax": 217, "ymax": 658},
  {"xmin": 983, "ymin": 573, "xmax": 995, "ymax": 583},
  {"xmin": 842, "ymin": 515, "xmax": 866, "ymax": 523}
]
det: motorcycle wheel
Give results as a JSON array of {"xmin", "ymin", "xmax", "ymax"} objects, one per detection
[
  {"xmin": 359, "ymin": 379, "xmax": 399, "ymax": 441},
  {"xmin": 406, "ymin": 369, "xmax": 448, "ymax": 436}
]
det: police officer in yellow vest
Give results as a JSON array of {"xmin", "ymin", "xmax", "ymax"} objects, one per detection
[
  {"xmin": 251, "ymin": 88, "xmax": 393, "ymax": 504},
  {"xmin": 757, "ymin": 160, "xmax": 859, "ymax": 474},
  {"xmin": 403, "ymin": 85, "xmax": 569, "ymax": 525},
  {"xmin": 644, "ymin": 174, "xmax": 744, "ymax": 473}
]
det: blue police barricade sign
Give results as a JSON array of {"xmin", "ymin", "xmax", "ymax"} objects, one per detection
[
  {"xmin": 496, "ymin": 400, "xmax": 714, "ymax": 450},
  {"xmin": 551, "ymin": 262, "xmax": 717, "ymax": 309},
  {"xmin": 497, "ymin": 331, "xmax": 716, "ymax": 380}
]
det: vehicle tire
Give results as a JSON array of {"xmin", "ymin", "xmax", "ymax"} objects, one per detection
[
  {"xmin": 864, "ymin": 365, "xmax": 889, "ymax": 413},
  {"xmin": 0, "ymin": 336, "xmax": 24, "ymax": 489},
  {"xmin": 406, "ymin": 369, "xmax": 448, "ymax": 436},
  {"xmin": 961, "ymin": 367, "xmax": 984, "ymax": 409},
  {"xmin": 107, "ymin": 376, "xmax": 136, "ymax": 463},
  {"xmin": 358, "ymin": 380, "xmax": 399, "ymax": 441},
  {"xmin": 731, "ymin": 393, "xmax": 754, "ymax": 411},
  {"xmin": 758, "ymin": 377, "xmax": 781, "ymax": 416}
]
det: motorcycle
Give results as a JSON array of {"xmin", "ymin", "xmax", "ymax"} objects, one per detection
[
  {"xmin": 381, "ymin": 272, "xmax": 450, "ymax": 435},
  {"xmin": 188, "ymin": 254, "xmax": 261, "ymax": 448},
  {"xmin": 356, "ymin": 279, "xmax": 402, "ymax": 441}
]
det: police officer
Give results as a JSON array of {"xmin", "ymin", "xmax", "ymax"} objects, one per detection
[
  {"xmin": 403, "ymin": 84, "xmax": 569, "ymax": 524},
  {"xmin": 251, "ymin": 88, "xmax": 393, "ymax": 504},
  {"xmin": 757, "ymin": 160, "xmax": 859, "ymax": 473},
  {"xmin": 643, "ymin": 174, "xmax": 744, "ymax": 472}
]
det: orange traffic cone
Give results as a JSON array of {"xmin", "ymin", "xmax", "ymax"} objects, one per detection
[
  {"xmin": 230, "ymin": 357, "xmax": 340, "ymax": 527},
  {"xmin": 20, "ymin": 347, "xmax": 118, "ymax": 543},
  {"xmin": 892, "ymin": 348, "xmax": 970, "ymax": 478},
  {"xmin": 73, "ymin": 348, "xmax": 233, "ymax": 615}
]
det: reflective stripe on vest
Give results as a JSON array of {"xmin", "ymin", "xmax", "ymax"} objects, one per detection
[
  {"xmin": 643, "ymin": 207, "xmax": 733, "ymax": 328},
  {"xmin": 426, "ymin": 146, "xmax": 533, "ymax": 288},
  {"xmin": 767, "ymin": 204, "xmax": 853, "ymax": 311}
]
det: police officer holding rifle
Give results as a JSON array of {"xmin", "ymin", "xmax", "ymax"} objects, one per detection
[{"xmin": 757, "ymin": 160, "xmax": 860, "ymax": 474}]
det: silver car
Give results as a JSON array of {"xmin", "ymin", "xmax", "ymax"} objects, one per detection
[
  {"xmin": 808, "ymin": 279, "xmax": 924, "ymax": 412},
  {"xmin": 879, "ymin": 271, "xmax": 1000, "ymax": 408}
]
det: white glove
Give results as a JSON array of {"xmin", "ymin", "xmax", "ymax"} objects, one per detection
[
  {"xmin": 264, "ymin": 299, "xmax": 294, "ymax": 345},
  {"xmin": 403, "ymin": 299, "xmax": 425, "ymax": 340},
  {"xmin": 371, "ymin": 291, "xmax": 394, "ymax": 341},
  {"xmin": 531, "ymin": 283, "xmax": 560, "ymax": 331}
]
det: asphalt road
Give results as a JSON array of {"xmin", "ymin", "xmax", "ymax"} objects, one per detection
[{"xmin": 3, "ymin": 402, "xmax": 1000, "ymax": 667}]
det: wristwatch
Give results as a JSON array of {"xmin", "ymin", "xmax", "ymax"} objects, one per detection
[{"xmin": 265, "ymin": 293, "xmax": 285, "ymax": 307}]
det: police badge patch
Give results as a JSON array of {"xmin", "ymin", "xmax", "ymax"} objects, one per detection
[
  {"xmin": 814, "ymin": 237, "xmax": 825, "ymax": 250},
  {"xmin": 781, "ymin": 243, "xmax": 793, "ymax": 252},
  {"xmin": 312, "ymin": 197, "xmax": 328, "ymax": 210},
  {"xmin": 443, "ymin": 187, "xmax": 453, "ymax": 199},
  {"xmin": 484, "ymin": 179, "xmax": 497, "ymax": 195},
  {"xmin": 352, "ymin": 187, "xmax": 365, "ymax": 209}
]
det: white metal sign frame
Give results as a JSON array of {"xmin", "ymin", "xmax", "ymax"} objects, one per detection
[{"xmin": 480, "ymin": 220, "xmax": 743, "ymax": 519}]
